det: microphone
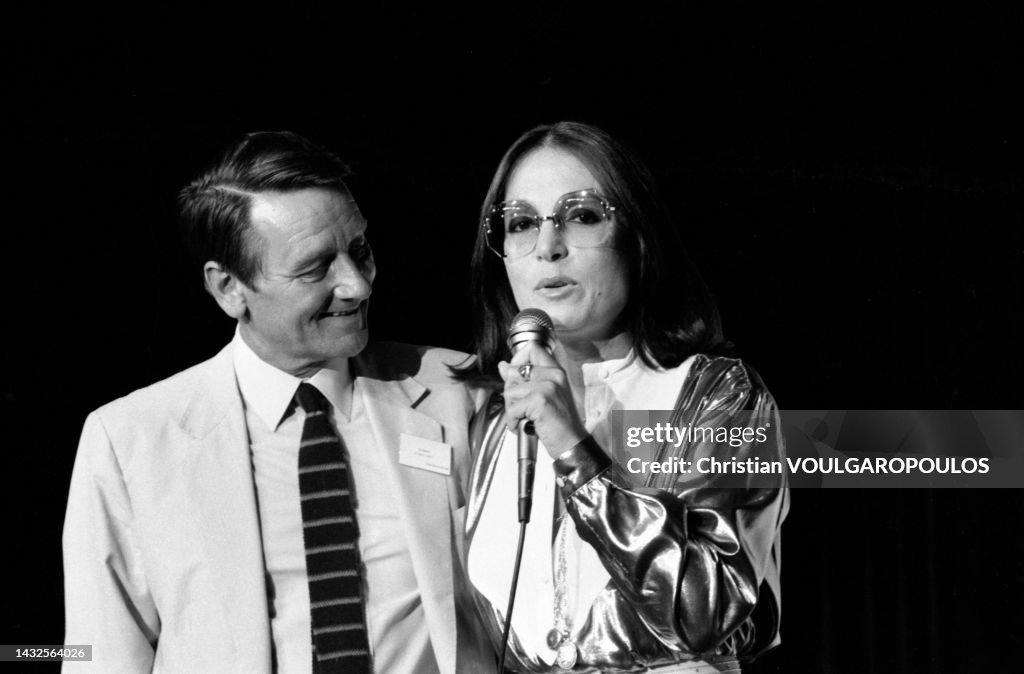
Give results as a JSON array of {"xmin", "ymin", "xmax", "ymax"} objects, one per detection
[{"xmin": 507, "ymin": 309, "xmax": 554, "ymax": 523}]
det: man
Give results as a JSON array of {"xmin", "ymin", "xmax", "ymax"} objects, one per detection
[{"xmin": 63, "ymin": 131, "xmax": 492, "ymax": 673}]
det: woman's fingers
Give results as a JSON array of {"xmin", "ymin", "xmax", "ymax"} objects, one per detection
[
  {"xmin": 508, "ymin": 342, "xmax": 558, "ymax": 368},
  {"xmin": 499, "ymin": 357, "xmax": 585, "ymax": 455}
]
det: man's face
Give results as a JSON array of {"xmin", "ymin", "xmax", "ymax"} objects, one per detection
[{"xmin": 237, "ymin": 187, "xmax": 375, "ymax": 377}]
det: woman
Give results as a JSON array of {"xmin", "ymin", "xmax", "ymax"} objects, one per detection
[{"xmin": 456, "ymin": 121, "xmax": 788, "ymax": 673}]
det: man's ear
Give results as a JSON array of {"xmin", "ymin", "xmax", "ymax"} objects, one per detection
[{"xmin": 203, "ymin": 261, "xmax": 249, "ymax": 320}]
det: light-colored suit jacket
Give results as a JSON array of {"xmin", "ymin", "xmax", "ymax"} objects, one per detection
[{"xmin": 63, "ymin": 341, "xmax": 494, "ymax": 673}]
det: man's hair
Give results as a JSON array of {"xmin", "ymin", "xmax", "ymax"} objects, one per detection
[
  {"xmin": 178, "ymin": 131, "xmax": 351, "ymax": 286},
  {"xmin": 453, "ymin": 121, "xmax": 729, "ymax": 385}
]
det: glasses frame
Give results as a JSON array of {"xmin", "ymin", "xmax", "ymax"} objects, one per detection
[{"xmin": 483, "ymin": 188, "xmax": 617, "ymax": 259}]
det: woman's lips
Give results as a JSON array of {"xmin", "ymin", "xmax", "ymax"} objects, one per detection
[
  {"xmin": 535, "ymin": 276, "xmax": 576, "ymax": 290},
  {"xmin": 535, "ymin": 276, "xmax": 578, "ymax": 299}
]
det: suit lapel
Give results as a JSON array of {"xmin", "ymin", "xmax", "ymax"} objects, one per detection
[
  {"xmin": 356, "ymin": 357, "xmax": 459, "ymax": 674},
  {"xmin": 180, "ymin": 345, "xmax": 272, "ymax": 672}
]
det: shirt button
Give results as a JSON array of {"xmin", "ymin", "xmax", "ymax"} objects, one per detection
[{"xmin": 599, "ymin": 368, "xmax": 609, "ymax": 379}]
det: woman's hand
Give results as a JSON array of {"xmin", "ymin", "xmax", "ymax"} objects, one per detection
[{"xmin": 498, "ymin": 343, "xmax": 588, "ymax": 459}]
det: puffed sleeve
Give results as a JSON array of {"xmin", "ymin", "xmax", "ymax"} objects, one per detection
[
  {"xmin": 63, "ymin": 411, "xmax": 160, "ymax": 673},
  {"xmin": 553, "ymin": 357, "xmax": 787, "ymax": 658}
]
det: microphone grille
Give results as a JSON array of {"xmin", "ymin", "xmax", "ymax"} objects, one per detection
[{"xmin": 510, "ymin": 308, "xmax": 554, "ymax": 333}]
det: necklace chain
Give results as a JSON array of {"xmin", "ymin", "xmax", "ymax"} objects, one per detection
[
  {"xmin": 550, "ymin": 514, "xmax": 579, "ymax": 669},
  {"xmin": 553, "ymin": 514, "xmax": 570, "ymax": 636}
]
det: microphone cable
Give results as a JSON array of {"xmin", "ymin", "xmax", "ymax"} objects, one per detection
[{"xmin": 497, "ymin": 522, "xmax": 528, "ymax": 673}]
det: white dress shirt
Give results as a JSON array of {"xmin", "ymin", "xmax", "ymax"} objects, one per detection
[{"xmin": 232, "ymin": 330, "xmax": 439, "ymax": 674}]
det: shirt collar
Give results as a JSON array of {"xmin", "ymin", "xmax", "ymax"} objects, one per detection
[
  {"xmin": 580, "ymin": 348, "xmax": 639, "ymax": 387},
  {"xmin": 231, "ymin": 328, "xmax": 352, "ymax": 430}
]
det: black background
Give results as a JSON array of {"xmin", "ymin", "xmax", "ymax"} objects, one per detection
[{"xmin": 3, "ymin": 5, "xmax": 1022, "ymax": 672}]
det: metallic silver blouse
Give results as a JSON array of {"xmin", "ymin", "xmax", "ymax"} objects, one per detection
[{"xmin": 465, "ymin": 355, "xmax": 788, "ymax": 673}]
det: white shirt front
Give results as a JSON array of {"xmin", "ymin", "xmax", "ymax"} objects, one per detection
[{"xmin": 232, "ymin": 331, "xmax": 438, "ymax": 674}]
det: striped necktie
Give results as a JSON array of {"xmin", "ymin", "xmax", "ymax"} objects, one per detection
[{"xmin": 294, "ymin": 383, "xmax": 372, "ymax": 673}]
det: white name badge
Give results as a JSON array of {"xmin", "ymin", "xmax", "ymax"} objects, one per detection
[{"xmin": 399, "ymin": 433, "xmax": 452, "ymax": 476}]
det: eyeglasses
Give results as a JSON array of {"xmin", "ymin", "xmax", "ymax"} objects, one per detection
[{"xmin": 484, "ymin": 189, "xmax": 616, "ymax": 259}]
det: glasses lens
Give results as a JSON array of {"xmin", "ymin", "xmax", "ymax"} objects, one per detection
[
  {"xmin": 488, "ymin": 203, "xmax": 538, "ymax": 257},
  {"xmin": 556, "ymin": 193, "xmax": 613, "ymax": 247}
]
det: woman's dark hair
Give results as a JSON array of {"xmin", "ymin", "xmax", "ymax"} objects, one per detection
[{"xmin": 453, "ymin": 121, "xmax": 730, "ymax": 385}]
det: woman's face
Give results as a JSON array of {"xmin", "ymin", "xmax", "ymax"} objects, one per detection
[{"xmin": 501, "ymin": 146, "xmax": 630, "ymax": 345}]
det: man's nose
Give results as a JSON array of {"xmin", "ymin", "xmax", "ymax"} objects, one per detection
[
  {"xmin": 533, "ymin": 219, "xmax": 567, "ymax": 261},
  {"xmin": 330, "ymin": 255, "xmax": 374, "ymax": 301}
]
